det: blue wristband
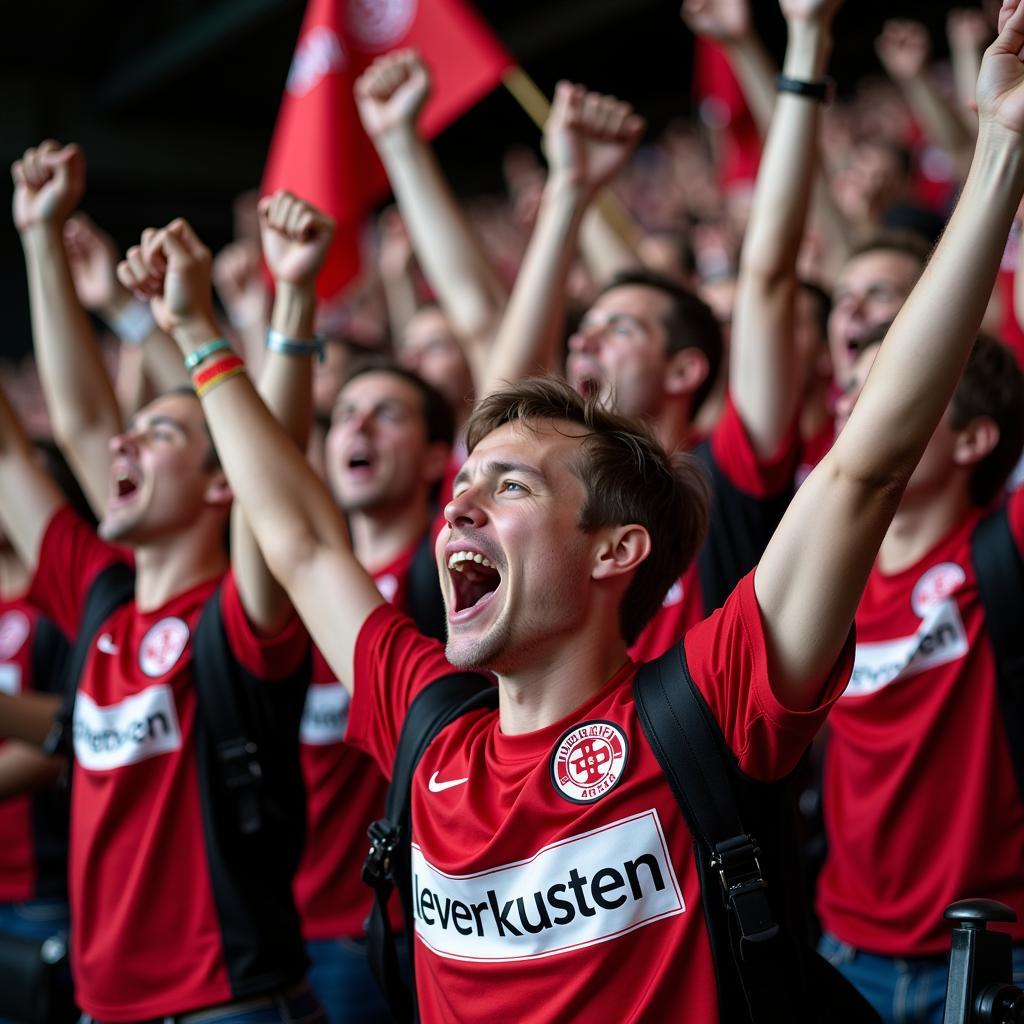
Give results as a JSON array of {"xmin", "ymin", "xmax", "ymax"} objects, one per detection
[
  {"xmin": 184, "ymin": 337, "xmax": 232, "ymax": 372},
  {"xmin": 266, "ymin": 328, "xmax": 324, "ymax": 362}
]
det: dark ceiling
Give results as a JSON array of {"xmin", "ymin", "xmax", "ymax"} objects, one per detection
[{"xmin": 1, "ymin": 0, "xmax": 973, "ymax": 359}]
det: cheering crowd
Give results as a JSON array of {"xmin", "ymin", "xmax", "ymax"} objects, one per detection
[{"xmin": 2, "ymin": 0, "xmax": 1024, "ymax": 1022}]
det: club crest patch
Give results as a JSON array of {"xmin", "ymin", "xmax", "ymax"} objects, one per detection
[
  {"xmin": 911, "ymin": 562, "xmax": 966, "ymax": 617},
  {"xmin": 550, "ymin": 719, "xmax": 628, "ymax": 804},
  {"xmin": 138, "ymin": 617, "xmax": 190, "ymax": 678},
  {"xmin": 0, "ymin": 610, "xmax": 31, "ymax": 660}
]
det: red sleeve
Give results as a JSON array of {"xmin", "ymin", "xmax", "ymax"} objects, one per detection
[
  {"xmin": 709, "ymin": 394, "xmax": 799, "ymax": 499},
  {"xmin": 218, "ymin": 571, "xmax": 310, "ymax": 681},
  {"xmin": 683, "ymin": 569, "xmax": 853, "ymax": 782},
  {"xmin": 26, "ymin": 506, "xmax": 132, "ymax": 640},
  {"xmin": 346, "ymin": 602, "xmax": 458, "ymax": 779}
]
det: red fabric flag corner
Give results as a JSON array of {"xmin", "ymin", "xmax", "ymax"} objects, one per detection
[{"xmin": 262, "ymin": 0, "xmax": 513, "ymax": 298}]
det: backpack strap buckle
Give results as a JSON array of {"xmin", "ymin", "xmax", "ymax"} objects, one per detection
[
  {"xmin": 363, "ymin": 819, "xmax": 401, "ymax": 889},
  {"xmin": 217, "ymin": 738, "xmax": 263, "ymax": 835},
  {"xmin": 710, "ymin": 834, "xmax": 779, "ymax": 945}
]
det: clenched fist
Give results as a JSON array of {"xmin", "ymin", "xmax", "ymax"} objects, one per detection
[
  {"xmin": 11, "ymin": 141, "xmax": 85, "ymax": 232},
  {"xmin": 543, "ymin": 83, "xmax": 645, "ymax": 197},
  {"xmin": 355, "ymin": 50, "xmax": 430, "ymax": 141},
  {"xmin": 117, "ymin": 220, "xmax": 217, "ymax": 345},
  {"xmin": 258, "ymin": 191, "xmax": 335, "ymax": 289}
]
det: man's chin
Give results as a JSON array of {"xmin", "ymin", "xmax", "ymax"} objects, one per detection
[{"xmin": 98, "ymin": 514, "xmax": 136, "ymax": 544}]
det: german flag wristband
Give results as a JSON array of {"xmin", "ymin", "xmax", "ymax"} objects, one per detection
[{"xmin": 193, "ymin": 354, "xmax": 246, "ymax": 398}]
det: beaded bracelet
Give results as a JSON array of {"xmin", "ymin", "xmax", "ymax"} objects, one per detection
[
  {"xmin": 193, "ymin": 354, "xmax": 246, "ymax": 398},
  {"xmin": 266, "ymin": 327, "xmax": 324, "ymax": 362},
  {"xmin": 184, "ymin": 337, "xmax": 233, "ymax": 372}
]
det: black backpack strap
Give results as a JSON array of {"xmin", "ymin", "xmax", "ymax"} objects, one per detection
[
  {"xmin": 43, "ymin": 562, "xmax": 135, "ymax": 758},
  {"xmin": 363, "ymin": 672, "xmax": 496, "ymax": 1024},
  {"xmin": 971, "ymin": 505, "xmax": 1024, "ymax": 803},
  {"xmin": 634, "ymin": 642, "xmax": 793, "ymax": 1024},
  {"xmin": 192, "ymin": 589, "xmax": 267, "ymax": 837},
  {"xmin": 405, "ymin": 534, "xmax": 448, "ymax": 643}
]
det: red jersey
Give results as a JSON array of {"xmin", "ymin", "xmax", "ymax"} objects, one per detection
[
  {"xmin": 0, "ymin": 597, "xmax": 69, "ymax": 902},
  {"xmin": 818, "ymin": 489, "xmax": 1024, "ymax": 955},
  {"xmin": 347, "ymin": 572, "xmax": 851, "ymax": 1023},
  {"xmin": 629, "ymin": 396, "xmax": 797, "ymax": 663},
  {"xmin": 294, "ymin": 543, "xmax": 417, "ymax": 940},
  {"xmin": 28, "ymin": 507, "xmax": 309, "ymax": 1021}
]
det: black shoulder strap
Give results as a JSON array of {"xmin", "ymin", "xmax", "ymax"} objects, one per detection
[
  {"xmin": 971, "ymin": 505, "xmax": 1024, "ymax": 803},
  {"xmin": 363, "ymin": 672, "xmax": 496, "ymax": 1024},
  {"xmin": 633, "ymin": 642, "xmax": 791, "ymax": 1024},
  {"xmin": 192, "ymin": 587, "xmax": 267, "ymax": 837},
  {"xmin": 43, "ymin": 562, "xmax": 136, "ymax": 757},
  {"xmin": 405, "ymin": 533, "xmax": 448, "ymax": 643}
]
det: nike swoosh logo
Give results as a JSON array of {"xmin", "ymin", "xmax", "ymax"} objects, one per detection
[
  {"xmin": 97, "ymin": 634, "xmax": 119, "ymax": 656},
  {"xmin": 428, "ymin": 770, "xmax": 469, "ymax": 793}
]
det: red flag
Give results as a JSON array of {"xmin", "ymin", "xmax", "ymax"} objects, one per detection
[
  {"xmin": 263, "ymin": 0, "xmax": 513, "ymax": 297},
  {"xmin": 692, "ymin": 38, "xmax": 761, "ymax": 191}
]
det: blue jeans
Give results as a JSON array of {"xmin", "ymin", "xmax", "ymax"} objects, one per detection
[
  {"xmin": 305, "ymin": 938, "xmax": 396, "ymax": 1024},
  {"xmin": 80, "ymin": 982, "xmax": 326, "ymax": 1024},
  {"xmin": 820, "ymin": 932, "xmax": 1024, "ymax": 1024},
  {"xmin": 0, "ymin": 897, "xmax": 70, "ymax": 942}
]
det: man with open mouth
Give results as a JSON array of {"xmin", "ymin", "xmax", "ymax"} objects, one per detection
[{"xmin": 122, "ymin": 4, "xmax": 1024, "ymax": 1018}]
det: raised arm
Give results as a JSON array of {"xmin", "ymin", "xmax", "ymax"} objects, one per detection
[
  {"xmin": 756, "ymin": 2, "xmax": 1024, "ymax": 707},
  {"xmin": 13, "ymin": 142, "xmax": 121, "ymax": 517},
  {"xmin": 64, "ymin": 214, "xmax": 189, "ymax": 420},
  {"xmin": 118, "ymin": 220, "xmax": 383, "ymax": 690},
  {"xmin": 482, "ymin": 84, "xmax": 644, "ymax": 395},
  {"xmin": 230, "ymin": 191, "xmax": 332, "ymax": 634},
  {"xmin": 0, "ymin": 383, "xmax": 65, "ymax": 575},
  {"xmin": 948, "ymin": 8, "xmax": 991, "ymax": 119},
  {"xmin": 356, "ymin": 50, "xmax": 506, "ymax": 368},
  {"xmin": 876, "ymin": 20, "xmax": 976, "ymax": 180},
  {"xmin": 731, "ymin": 0, "xmax": 839, "ymax": 458},
  {"xmin": 682, "ymin": 0, "xmax": 852, "ymax": 279}
]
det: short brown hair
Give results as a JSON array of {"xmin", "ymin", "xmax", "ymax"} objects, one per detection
[
  {"xmin": 465, "ymin": 376, "xmax": 710, "ymax": 645},
  {"xmin": 950, "ymin": 336, "xmax": 1024, "ymax": 506},
  {"xmin": 854, "ymin": 330, "xmax": 1024, "ymax": 506}
]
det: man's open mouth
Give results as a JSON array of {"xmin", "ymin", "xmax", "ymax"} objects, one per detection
[
  {"xmin": 111, "ymin": 468, "xmax": 141, "ymax": 503},
  {"xmin": 347, "ymin": 453, "xmax": 374, "ymax": 477},
  {"xmin": 447, "ymin": 550, "xmax": 502, "ymax": 613}
]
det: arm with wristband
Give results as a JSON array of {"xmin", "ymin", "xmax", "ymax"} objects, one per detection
[
  {"xmin": 730, "ymin": 0, "xmax": 841, "ymax": 460},
  {"xmin": 755, "ymin": 0, "xmax": 1024, "ymax": 709},
  {"xmin": 233, "ymin": 190, "xmax": 333, "ymax": 635},
  {"xmin": 681, "ymin": 0, "xmax": 853, "ymax": 281},
  {"xmin": 117, "ymin": 215, "xmax": 381, "ymax": 685}
]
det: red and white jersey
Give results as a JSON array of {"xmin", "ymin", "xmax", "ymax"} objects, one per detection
[
  {"xmin": 818, "ymin": 489, "xmax": 1024, "ymax": 955},
  {"xmin": 629, "ymin": 397, "xmax": 798, "ymax": 663},
  {"xmin": 28, "ymin": 508, "xmax": 308, "ymax": 1021},
  {"xmin": 294, "ymin": 543, "xmax": 417, "ymax": 940},
  {"xmin": 347, "ymin": 572, "xmax": 851, "ymax": 1023},
  {"xmin": 0, "ymin": 597, "xmax": 68, "ymax": 902}
]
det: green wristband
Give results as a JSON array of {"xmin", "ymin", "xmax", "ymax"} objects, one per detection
[{"xmin": 184, "ymin": 337, "xmax": 232, "ymax": 372}]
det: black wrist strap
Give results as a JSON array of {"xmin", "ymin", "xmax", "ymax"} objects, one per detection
[{"xmin": 776, "ymin": 74, "xmax": 831, "ymax": 102}]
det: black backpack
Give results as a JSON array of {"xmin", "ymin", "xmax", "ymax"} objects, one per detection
[
  {"xmin": 362, "ymin": 643, "xmax": 878, "ymax": 1024},
  {"xmin": 971, "ymin": 503, "xmax": 1024, "ymax": 803}
]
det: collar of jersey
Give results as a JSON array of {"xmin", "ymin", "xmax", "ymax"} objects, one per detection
[{"xmin": 490, "ymin": 658, "xmax": 636, "ymax": 765}]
